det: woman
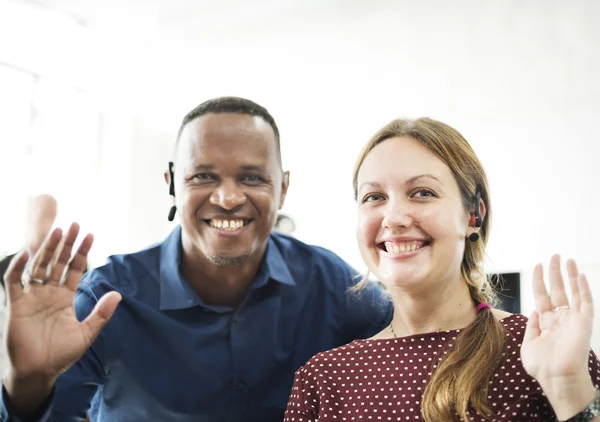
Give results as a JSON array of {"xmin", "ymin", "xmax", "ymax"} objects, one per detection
[{"xmin": 284, "ymin": 118, "xmax": 600, "ymax": 421}]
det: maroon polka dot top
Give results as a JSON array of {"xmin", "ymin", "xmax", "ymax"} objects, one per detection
[{"xmin": 284, "ymin": 314, "xmax": 600, "ymax": 421}]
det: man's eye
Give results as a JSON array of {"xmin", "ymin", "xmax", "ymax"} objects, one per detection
[
  {"xmin": 242, "ymin": 175, "xmax": 264, "ymax": 183},
  {"xmin": 192, "ymin": 173, "xmax": 215, "ymax": 180}
]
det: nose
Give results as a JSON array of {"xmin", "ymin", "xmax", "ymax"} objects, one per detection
[
  {"xmin": 209, "ymin": 180, "xmax": 247, "ymax": 210},
  {"xmin": 381, "ymin": 197, "xmax": 415, "ymax": 230}
]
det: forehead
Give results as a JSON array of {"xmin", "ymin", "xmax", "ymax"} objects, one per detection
[
  {"xmin": 176, "ymin": 113, "xmax": 278, "ymax": 167},
  {"xmin": 358, "ymin": 136, "xmax": 453, "ymax": 186}
]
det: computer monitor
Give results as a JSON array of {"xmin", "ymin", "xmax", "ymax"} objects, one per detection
[{"xmin": 489, "ymin": 272, "xmax": 521, "ymax": 313}]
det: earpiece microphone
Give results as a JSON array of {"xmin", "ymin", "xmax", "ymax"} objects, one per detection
[
  {"xmin": 167, "ymin": 161, "xmax": 177, "ymax": 221},
  {"xmin": 470, "ymin": 190, "xmax": 482, "ymax": 228},
  {"xmin": 168, "ymin": 162, "xmax": 175, "ymax": 196},
  {"xmin": 468, "ymin": 190, "xmax": 482, "ymax": 242},
  {"xmin": 168, "ymin": 205, "xmax": 177, "ymax": 222}
]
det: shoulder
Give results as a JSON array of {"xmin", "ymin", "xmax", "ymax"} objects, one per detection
[
  {"xmin": 271, "ymin": 233, "xmax": 350, "ymax": 264},
  {"xmin": 80, "ymin": 241, "xmax": 162, "ymax": 296},
  {"xmin": 270, "ymin": 232, "xmax": 356, "ymax": 275},
  {"xmin": 496, "ymin": 313, "xmax": 529, "ymax": 343},
  {"xmin": 491, "ymin": 308, "xmax": 513, "ymax": 321},
  {"xmin": 298, "ymin": 340, "xmax": 369, "ymax": 377}
]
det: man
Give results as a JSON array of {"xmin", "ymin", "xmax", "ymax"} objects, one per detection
[{"xmin": 1, "ymin": 97, "xmax": 392, "ymax": 421}]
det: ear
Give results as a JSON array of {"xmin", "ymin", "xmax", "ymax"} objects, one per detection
[
  {"xmin": 163, "ymin": 171, "xmax": 170, "ymax": 186},
  {"xmin": 478, "ymin": 197, "xmax": 487, "ymax": 222},
  {"xmin": 279, "ymin": 171, "xmax": 290, "ymax": 209},
  {"xmin": 466, "ymin": 197, "xmax": 487, "ymax": 237}
]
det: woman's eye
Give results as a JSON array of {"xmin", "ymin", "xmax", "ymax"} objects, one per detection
[
  {"xmin": 362, "ymin": 193, "xmax": 385, "ymax": 203},
  {"xmin": 412, "ymin": 189, "xmax": 437, "ymax": 198}
]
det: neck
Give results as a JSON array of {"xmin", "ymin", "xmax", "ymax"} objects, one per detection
[
  {"xmin": 180, "ymin": 243, "xmax": 267, "ymax": 308},
  {"xmin": 388, "ymin": 276, "xmax": 476, "ymax": 337}
]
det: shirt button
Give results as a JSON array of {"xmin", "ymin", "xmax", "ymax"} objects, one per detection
[{"xmin": 236, "ymin": 380, "xmax": 245, "ymax": 391}]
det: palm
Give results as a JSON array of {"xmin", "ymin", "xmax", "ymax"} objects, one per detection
[
  {"xmin": 521, "ymin": 255, "xmax": 594, "ymax": 388},
  {"xmin": 3, "ymin": 223, "xmax": 121, "ymax": 381},
  {"xmin": 7, "ymin": 285, "xmax": 92, "ymax": 378}
]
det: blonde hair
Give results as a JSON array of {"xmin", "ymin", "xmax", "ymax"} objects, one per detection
[{"xmin": 352, "ymin": 118, "xmax": 506, "ymax": 422}]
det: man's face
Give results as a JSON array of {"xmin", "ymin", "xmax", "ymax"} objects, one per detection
[{"xmin": 171, "ymin": 113, "xmax": 289, "ymax": 266}]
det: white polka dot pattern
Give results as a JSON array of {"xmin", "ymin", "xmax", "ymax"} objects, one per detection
[{"xmin": 284, "ymin": 314, "xmax": 600, "ymax": 421}]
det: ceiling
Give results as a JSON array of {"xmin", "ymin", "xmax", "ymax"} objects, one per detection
[{"xmin": 6, "ymin": 0, "xmax": 600, "ymax": 128}]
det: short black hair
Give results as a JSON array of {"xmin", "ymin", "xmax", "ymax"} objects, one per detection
[{"xmin": 175, "ymin": 96, "xmax": 281, "ymax": 162}]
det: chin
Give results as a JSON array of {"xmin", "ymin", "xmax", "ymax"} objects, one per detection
[
  {"xmin": 207, "ymin": 246, "xmax": 254, "ymax": 266},
  {"xmin": 375, "ymin": 267, "xmax": 426, "ymax": 289},
  {"xmin": 381, "ymin": 277, "xmax": 422, "ymax": 290},
  {"xmin": 208, "ymin": 254, "xmax": 249, "ymax": 267}
]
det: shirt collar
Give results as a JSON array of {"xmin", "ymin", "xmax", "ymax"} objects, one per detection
[{"xmin": 158, "ymin": 227, "xmax": 295, "ymax": 311}]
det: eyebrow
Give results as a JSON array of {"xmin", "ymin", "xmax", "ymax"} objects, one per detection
[
  {"xmin": 191, "ymin": 164, "xmax": 266, "ymax": 172},
  {"xmin": 358, "ymin": 174, "xmax": 442, "ymax": 191},
  {"xmin": 240, "ymin": 165, "xmax": 266, "ymax": 172},
  {"xmin": 193, "ymin": 164, "xmax": 214, "ymax": 171},
  {"xmin": 406, "ymin": 174, "xmax": 442, "ymax": 185}
]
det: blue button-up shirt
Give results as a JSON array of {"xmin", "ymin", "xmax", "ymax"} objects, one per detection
[{"xmin": 1, "ymin": 227, "xmax": 392, "ymax": 422}]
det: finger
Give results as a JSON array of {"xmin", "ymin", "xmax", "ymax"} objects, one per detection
[
  {"xmin": 532, "ymin": 263, "xmax": 553, "ymax": 314},
  {"xmin": 80, "ymin": 292, "xmax": 122, "ymax": 347},
  {"xmin": 523, "ymin": 310, "xmax": 541, "ymax": 342},
  {"xmin": 47, "ymin": 223, "xmax": 80, "ymax": 286},
  {"xmin": 3, "ymin": 249, "xmax": 29, "ymax": 301},
  {"xmin": 63, "ymin": 233, "xmax": 93, "ymax": 292},
  {"xmin": 29, "ymin": 227, "xmax": 63, "ymax": 281},
  {"xmin": 566, "ymin": 259, "xmax": 581, "ymax": 311},
  {"xmin": 549, "ymin": 254, "xmax": 569, "ymax": 309},
  {"xmin": 578, "ymin": 274, "xmax": 594, "ymax": 319}
]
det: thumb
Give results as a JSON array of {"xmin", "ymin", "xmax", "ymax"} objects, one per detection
[
  {"xmin": 523, "ymin": 310, "xmax": 541, "ymax": 343},
  {"xmin": 80, "ymin": 291, "xmax": 122, "ymax": 346}
]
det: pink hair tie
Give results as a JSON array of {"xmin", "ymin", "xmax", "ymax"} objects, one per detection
[{"xmin": 476, "ymin": 302, "xmax": 491, "ymax": 313}]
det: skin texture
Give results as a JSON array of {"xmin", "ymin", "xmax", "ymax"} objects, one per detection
[{"xmin": 166, "ymin": 113, "xmax": 289, "ymax": 307}]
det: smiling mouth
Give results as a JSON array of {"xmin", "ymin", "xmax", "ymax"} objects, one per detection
[
  {"xmin": 204, "ymin": 219, "xmax": 251, "ymax": 231},
  {"xmin": 377, "ymin": 240, "xmax": 430, "ymax": 255}
]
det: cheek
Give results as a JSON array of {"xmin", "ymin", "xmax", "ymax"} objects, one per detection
[
  {"xmin": 418, "ymin": 206, "xmax": 466, "ymax": 239},
  {"xmin": 178, "ymin": 189, "xmax": 205, "ymax": 212},
  {"xmin": 248, "ymin": 191, "xmax": 279, "ymax": 221},
  {"xmin": 356, "ymin": 210, "xmax": 379, "ymax": 250}
]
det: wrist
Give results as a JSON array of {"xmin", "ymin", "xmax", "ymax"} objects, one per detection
[
  {"xmin": 540, "ymin": 376, "xmax": 597, "ymax": 421},
  {"xmin": 3, "ymin": 370, "xmax": 55, "ymax": 418}
]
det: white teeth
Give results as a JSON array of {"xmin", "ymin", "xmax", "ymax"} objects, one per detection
[
  {"xmin": 384, "ymin": 241, "xmax": 425, "ymax": 255},
  {"xmin": 210, "ymin": 219, "xmax": 245, "ymax": 230}
]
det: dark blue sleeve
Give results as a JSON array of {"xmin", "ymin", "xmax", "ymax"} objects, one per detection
[
  {"xmin": 0, "ymin": 283, "xmax": 107, "ymax": 421},
  {"xmin": 339, "ymin": 262, "xmax": 393, "ymax": 343}
]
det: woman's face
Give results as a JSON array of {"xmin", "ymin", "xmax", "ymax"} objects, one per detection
[{"xmin": 356, "ymin": 136, "xmax": 475, "ymax": 293}]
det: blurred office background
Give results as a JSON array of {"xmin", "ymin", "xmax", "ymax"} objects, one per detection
[{"xmin": 0, "ymin": 0, "xmax": 599, "ymax": 353}]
